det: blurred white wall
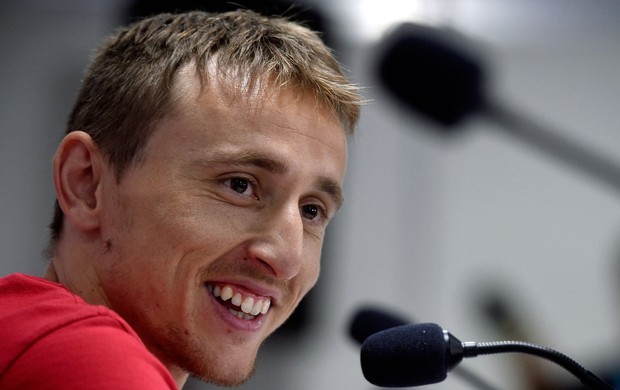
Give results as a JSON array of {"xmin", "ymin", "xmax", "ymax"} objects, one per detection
[
  {"xmin": 321, "ymin": 1, "xmax": 620, "ymax": 389},
  {"xmin": 2, "ymin": 1, "xmax": 620, "ymax": 389}
]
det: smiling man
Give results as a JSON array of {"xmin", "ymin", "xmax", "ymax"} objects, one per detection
[{"xmin": 0, "ymin": 10, "xmax": 361, "ymax": 389}]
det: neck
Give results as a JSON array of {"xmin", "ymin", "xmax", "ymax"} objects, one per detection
[
  {"xmin": 45, "ymin": 251, "xmax": 189, "ymax": 389},
  {"xmin": 45, "ymin": 243, "xmax": 111, "ymax": 309},
  {"xmin": 43, "ymin": 262, "xmax": 60, "ymax": 282},
  {"xmin": 170, "ymin": 368, "xmax": 189, "ymax": 389}
]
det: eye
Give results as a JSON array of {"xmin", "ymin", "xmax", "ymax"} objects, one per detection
[
  {"xmin": 229, "ymin": 178, "xmax": 249, "ymax": 193},
  {"xmin": 223, "ymin": 177, "xmax": 258, "ymax": 199},
  {"xmin": 301, "ymin": 203, "xmax": 327, "ymax": 222}
]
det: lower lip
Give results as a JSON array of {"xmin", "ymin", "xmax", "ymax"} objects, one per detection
[{"xmin": 204, "ymin": 286, "xmax": 266, "ymax": 332}]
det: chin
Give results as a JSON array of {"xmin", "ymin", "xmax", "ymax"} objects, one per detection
[
  {"xmin": 192, "ymin": 362, "xmax": 256, "ymax": 388},
  {"xmin": 161, "ymin": 326, "xmax": 260, "ymax": 387}
]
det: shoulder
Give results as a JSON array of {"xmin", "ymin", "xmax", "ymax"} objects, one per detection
[
  {"xmin": 3, "ymin": 314, "xmax": 178, "ymax": 389},
  {"xmin": 0, "ymin": 275, "xmax": 177, "ymax": 389}
]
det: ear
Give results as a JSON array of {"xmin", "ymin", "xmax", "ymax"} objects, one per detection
[{"xmin": 53, "ymin": 131, "xmax": 106, "ymax": 233}]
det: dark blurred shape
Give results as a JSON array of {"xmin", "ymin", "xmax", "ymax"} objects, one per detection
[
  {"xmin": 480, "ymin": 290, "xmax": 529, "ymax": 342},
  {"xmin": 479, "ymin": 289, "xmax": 552, "ymax": 389},
  {"xmin": 125, "ymin": 0, "xmax": 332, "ymax": 45},
  {"xmin": 378, "ymin": 23, "xmax": 484, "ymax": 128},
  {"xmin": 376, "ymin": 22, "xmax": 620, "ymax": 195},
  {"xmin": 348, "ymin": 305, "xmax": 410, "ymax": 344}
]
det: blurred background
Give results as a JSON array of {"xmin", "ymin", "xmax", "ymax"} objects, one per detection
[{"xmin": 2, "ymin": 0, "xmax": 620, "ymax": 389}]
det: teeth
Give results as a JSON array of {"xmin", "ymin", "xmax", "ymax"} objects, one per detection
[
  {"xmin": 260, "ymin": 299, "xmax": 270, "ymax": 315},
  {"xmin": 228, "ymin": 308, "xmax": 255, "ymax": 320},
  {"xmin": 250, "ymin": 299, "xmax": 262, "ymax": 316},
  {"xmin": 241, "ymin": 297, "xmax": 254, "ymax": 314},
  {"xmin": 208, "ymin": 283, "xmax": 272, "ymax": 318},
  {"xmin": 231, "ymin": 292, "xmax": 242, "ymax": 307},
  {"xmin": 220, "ymin": 286, "xmax": 233, "ymax": 301}
]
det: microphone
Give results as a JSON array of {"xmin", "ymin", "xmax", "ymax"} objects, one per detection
[
  {"xmin": 349, "ymin": 307, "xmax": 498, "ymax": 390},
  {"xmin": 360, "ymin": 323, "xmax": 614, "ymax": 389},
  {"xmin": 349, "ymin": 306, "xmax": 411, "ymax": 345},
  {"xmin": 377, "ymin": 23, "xmax": 484, "ymax": 128},
  {"xmin": 375, "ymin": 23, "xmax": 620, "ymax": 195}
]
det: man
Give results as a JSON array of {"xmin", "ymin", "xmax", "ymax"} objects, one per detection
[{"xmin": 0, "ymin": 10, "xmax": 361, "ymax": 389}]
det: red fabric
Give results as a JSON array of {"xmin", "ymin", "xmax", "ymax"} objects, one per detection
[{"xmin": 0, "ymin": 273, "xmax": 177, "ymax": 389}]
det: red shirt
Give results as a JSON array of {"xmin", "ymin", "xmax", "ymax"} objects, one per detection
[{"xmin": 0, "ymin": 273, "xmax": 177, "ymax": 389}]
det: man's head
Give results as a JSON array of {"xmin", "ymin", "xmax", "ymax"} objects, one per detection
[
  {"xmin": 48, "ymin": 9, "xmax": 360, "ymax": 253},
  {"xmin": 47, "ymin": 9, "xmax": 361, "ymax": 387}
]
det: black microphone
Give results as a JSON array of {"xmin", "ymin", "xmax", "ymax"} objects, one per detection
[
  {"xmin": 361, "ymin": 323, "xmax": 614, "ymax": 389},
  {"xmin": 377, "ymin": 23, "xmax": 484, "ymax": 128},
  {"xmin": 375, "ymin": 22, "xmax": 620, "ymax": 195},
  {"xmin": 349, "ymin": 307, "xmax": 499, "ymax": 390}
]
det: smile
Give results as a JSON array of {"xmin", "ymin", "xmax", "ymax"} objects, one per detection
[{"xmin": 206, "ymin": 283, "xmax": 272, "ymax": 320}]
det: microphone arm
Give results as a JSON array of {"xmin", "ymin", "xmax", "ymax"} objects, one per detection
[
  {"xmin": 484, "ymin": 100, "xmax": 620, "ymax": 196},
  {"xmin": 461, "ymin": 338, "xmax": 613, "ymax": 390}
]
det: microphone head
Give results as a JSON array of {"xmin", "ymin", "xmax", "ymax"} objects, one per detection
[
  {"xmin": 376, "ymin": 23, "xmax": 485, "ymax": 128},
  {"xmin": 348, "ymin": 306, "xmax": 410, "ymax": 345},
  {"xmin": 361, "ymin": 323, "xmax": 448, "ymax": 387}
]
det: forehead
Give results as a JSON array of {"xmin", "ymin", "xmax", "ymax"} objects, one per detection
[{"xmin": 150, "ymin": 64, "xmax": 348, "ymax": 172}]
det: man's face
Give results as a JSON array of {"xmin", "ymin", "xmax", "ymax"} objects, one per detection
[{"xmin": 94, "ymin": 70, "xmax": 348, "ymax": 385}]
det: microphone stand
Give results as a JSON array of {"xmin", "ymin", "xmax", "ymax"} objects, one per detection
[
  {"xmin": 484, "ymin": 100, "xmax": 620, "ymax": 197},
  {"xmin": 462, "ymin": 340, "xmax": 614, "ymax": 390}
]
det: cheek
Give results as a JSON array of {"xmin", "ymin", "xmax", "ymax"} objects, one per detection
[
  {"xmin": 299, "ymin": 247, "xmax": 322, "ymax": 295},
  {"xmin": 119, "ymin": 189, "xmax": 218, "ymax": 246},
  {"xmin": 99, "ymin": 193, "xmax": 199, "ymax": 281}
]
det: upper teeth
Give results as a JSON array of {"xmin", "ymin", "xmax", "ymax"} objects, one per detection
[{"xmin": 207, "ymin": 284, "xmax": 271, "ymax": 318}]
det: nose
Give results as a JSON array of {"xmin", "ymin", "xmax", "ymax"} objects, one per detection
[{"xmin": 247, "ymin": 202, "xmax": 304, "ymax": 280}]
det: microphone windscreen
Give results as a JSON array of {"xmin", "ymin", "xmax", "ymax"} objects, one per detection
[
  {"xmin": 377, "ymin": 23, "xmax": 485, "ymax": 128},
  {"xmin": 349, "ymin": 307, "xmax": 410, "ymax": 344},
  {"xmin": 361, "ymin": 323, "xmax": 448, "ymax": 387}
]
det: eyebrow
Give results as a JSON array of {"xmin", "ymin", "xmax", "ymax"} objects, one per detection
[
  {"xmin": 318, "ymin": 177, "xmax": 344, "ymax": 211},
  {"xmin": 193, "ymin": 151, "xmax": 344, "ymax": 210}
]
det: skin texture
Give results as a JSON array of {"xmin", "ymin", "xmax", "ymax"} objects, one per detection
[{"xmin": 47, "ymin": 67, "xmax": 348, "ymax": 388}]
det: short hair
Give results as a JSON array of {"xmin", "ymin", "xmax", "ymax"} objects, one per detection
[{"xmin": 47, "ymin": 9, "xmax": 362, "ymax": 257}]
